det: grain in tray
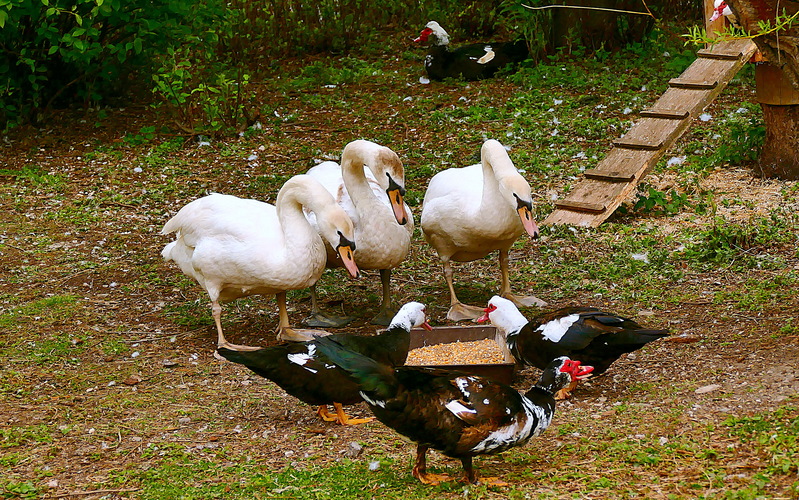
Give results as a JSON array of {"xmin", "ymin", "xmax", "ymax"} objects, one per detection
[{"xmin": 405, "ymin": 338, "xmax": 506, "ymax": 366}]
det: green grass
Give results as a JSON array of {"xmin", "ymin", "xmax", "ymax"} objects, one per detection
[{"xmin": 0, "ymin": 295, "xmax": 81, "ymax": 330}]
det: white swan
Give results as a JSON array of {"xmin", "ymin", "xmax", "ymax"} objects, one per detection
[
  {"xmin": 421, "ymin": 139, "xmax": 545, "ymax": 321},
  {"xmin": 161, "ymin": 175, "xmax": 359, "ymax": 348},
  {"xmin": 305, "ymin": 140, "xmax": 413, "ymax": 326}
]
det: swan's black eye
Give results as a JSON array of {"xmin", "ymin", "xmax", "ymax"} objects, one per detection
[
  {"xmin": 386, "ymin": 173, "xmax": 406, "ymax": 196},
  {"xmin": 513, "ymin": 193, "xmax": 532, "ymax": 211},
  {"xmin": 337, "ymin": 230, "xmax": 356, "ymax": 252}
]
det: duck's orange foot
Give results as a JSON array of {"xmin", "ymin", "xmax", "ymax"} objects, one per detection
[
  {"xmin": 414, "ymin": 471, "xmax": 454, "ymax": 485},
  {"xmin": 474, "ymin": 476, "xmax": 509, "ymax": 487},
  {"xmin": 317, "ymin": 405, "xmax": 338, "ymax": 422},
  {"xmin": 337, "ymin": 415, "xmax": 374, "ymax": 425},
  {"xmin": 317, "ymin": 404, "xmax": 374, "ymax": 425}
]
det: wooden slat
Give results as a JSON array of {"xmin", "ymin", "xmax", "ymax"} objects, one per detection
[
  {"xmin": 697, "ymin": 48, "xmax": 741, "ymax": 60},
  {"xmin": 668, "ymin": 78, "xmax": 718, "ymax": 89},
  {"xmin": 639, "ymin": 108, "xmax": 690, "ymax": 119},
  {"xmin": 583, "ymin": 168, "xmax": 635, "ymax": 181},
  {"xmin": 613, "ymin": 138, "xmax": 663, "ymax": 150},
  {"xmin": 554, "ymin": 200, "xmax": 606, "ymax": 213}
]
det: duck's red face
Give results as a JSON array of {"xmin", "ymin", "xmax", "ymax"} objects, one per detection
[
  {"xmin": 560, "ymin": 359, "xmax": 594, "ymax": 380},
  {"xmin": 414, "ymin": 28, "xmax": 433, "ymax": 43},
  {"xmin": 476, "ymin": 303, "xmax": 497, "ymax": 323}
]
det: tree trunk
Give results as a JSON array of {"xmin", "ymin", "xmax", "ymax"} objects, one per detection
[
  {"xmin": 757, "ymin": 104, "xmax": 799, "ymax": 179},
  {"xmin": 727, "ymin": 0, "xmax": 799, "ymax": 178}
]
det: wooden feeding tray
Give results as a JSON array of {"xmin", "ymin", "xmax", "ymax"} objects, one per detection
[{"xmin": 405, "ymin": 325, "xmax": 516, "ymax": 385}]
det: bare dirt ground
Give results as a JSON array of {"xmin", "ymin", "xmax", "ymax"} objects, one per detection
[{"xmin": 2, "ymin": 51, "xmax": 798, "ymax": 499}]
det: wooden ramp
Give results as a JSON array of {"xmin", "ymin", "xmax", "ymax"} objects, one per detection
[{"xmin": 543, "ymin": 38, "xmax": 758, "ymax": 227}]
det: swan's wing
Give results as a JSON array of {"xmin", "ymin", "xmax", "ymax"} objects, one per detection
[
  {"xmin": 422, "ymin": 164, "xmax": 483, "ymax": 203},
  {"xmin": 172, "ymin": 195, "xmax": 278, "ymax": 246},
  {"xmin": 421, "ymin": 165, "xmax": 485, "ymax": 245}
]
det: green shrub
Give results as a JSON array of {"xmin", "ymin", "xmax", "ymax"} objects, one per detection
[
  {"xmin": 0, "ymin": 0, "xmax": 222, "ymax": 128},
  {"xmin": 682, "ymin": 213, "xmax": 792, "ymax": 266},
  {"xmin": 712, "ymin": 105, "xmax": 766, "ymax": 166}
]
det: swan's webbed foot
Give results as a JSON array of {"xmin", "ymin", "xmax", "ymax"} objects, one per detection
[
  {"xmin": 502, "ymin": 292, "xmax": 547, "ymax": 308},
  {"xmin": 277, "ymin": 327, "xmax": 331, "ymax": 343},
  {"xmin": 447, "ymin": 302, "xmax": 485, "ymax": 322},
  {"xmin": 214, "ymin": 341, "xmax": 262, "ymax": 361},
  {"xmin": 303, "ymin": 311, "xmax": 354, "ymax": 328},
  {"xmin": 370, "ymin": 307, "xmax": 398, "ymax": 326}
]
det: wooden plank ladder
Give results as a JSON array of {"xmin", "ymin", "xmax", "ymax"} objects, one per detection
[{"xmin": 543, "ymin": 38, "xmax": 758, "ymax": 227}]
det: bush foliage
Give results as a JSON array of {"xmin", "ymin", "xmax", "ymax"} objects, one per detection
[
  {"xmin": 0, "ymin": 0, "xmax": 225, "ymax": 127},
  {"xmin": 2, "ymin": 0, "xmax": 692, "ymax": 131}
]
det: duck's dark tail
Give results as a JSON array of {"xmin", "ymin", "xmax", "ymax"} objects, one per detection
[
  {"xmin": 313, "ymin": 336, "xmax": 397, "ymax": 401},
  {"xmin": 504, "ymin": 39, "xmax": 530, "ymax": 62}
]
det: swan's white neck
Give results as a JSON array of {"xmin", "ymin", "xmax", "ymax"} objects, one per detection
[
  {"xmin": 341, "ymin": 140, "xmax": 387, "ymax": 208},
  {"xmin": 479, "ymin": 140, "xmax": 516, "ymax": 210},
  {"xmin": 275, "ymin": 177, "xmax": 329, "ymax": 255}
]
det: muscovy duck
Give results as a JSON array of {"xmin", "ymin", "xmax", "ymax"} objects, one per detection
[
  {"xmin": 710, "ymin": 0, "xmax": 733, "ymax": 22},
  {"xmin": 161, "ymin": 175, "xmax": 358, "ymax": 348},
  {"xmin": 421, "ymin": 139, "xmax": 545, "ymax": 322},
  {"xmin": 304, "ymin": 140, "xmax": 414, "ymax": 328},
  {"xmin": 315, "ymin": 335, "xmax": 592, "ymax": 485},
  {"xmin": 478, "ymin": 296, "xmax": 670, "ymax": 399},
  {"xmin": 216, "ymin": 302, "xmax": 431, "ymax": 425},
  {"xmin": 413, "ymin": 21, "xmax": 529, "ymax": 81}
]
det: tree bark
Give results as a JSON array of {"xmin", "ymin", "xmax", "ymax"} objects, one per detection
[{"xmin": 757, "ymin": 104, "xmax": 799, "ymax": 179}]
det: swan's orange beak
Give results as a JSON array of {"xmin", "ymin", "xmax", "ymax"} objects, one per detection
[
  {"xmin": 517, "ymin": 206, "xmax": 540, "ymax": 239},
  {"xmin": 337, "ymin": 244, "xmax": 359, "ymax": 279},
  {"xmin": 387, "ymin": 188, "xmax": 408, "ymax": 225}
]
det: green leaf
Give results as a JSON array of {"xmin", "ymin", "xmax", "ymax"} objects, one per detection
[
  {"xmin": 41, "ymin": 0, "xmax": 49, "ymax": 5},
  {"xmin": 48, "ymin": 45, "xmax": 58, "ymax": 55},
  {"xmin": 133, "ymin": 37, "xmax": 142, "ymax": 54},
  {"xmin": 75, "ymin": 13, "xmax": 82, "ymax": 25},
  {"xmin": 0, "ymin": 10, "xmax": 6, "ymax": 29}
]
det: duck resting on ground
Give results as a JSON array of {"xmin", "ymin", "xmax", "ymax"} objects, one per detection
[
  {"xmin": 315, "ymin": 336, "xmax": 592, "ymax": 485},
  {"xmin": 304, "ymin": 140, "xmax": 413, "ymax": 327},
  {"xmin": 421, "ymin": 139, "xmax": 545, "ymax": 322},
  {"xmin": 161, "ymin": 175, "xmax": 359, "ymax": 348},
  {"xmin": 216, "ymin": 302, "xmax": 432, "ymax": 425},
  {"xmin": 413, "ymin": 21, "xmax": 529, "ymax": 81},
  {"xmin": 478, "ymin": 296, "xmax": 670, "ymax": 399}
]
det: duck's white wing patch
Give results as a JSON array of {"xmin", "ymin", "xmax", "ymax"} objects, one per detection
[
  {"xmin": 446, "ymin": 400, "xmax": 477, "ymax": 420},
  {"xmin": 287, "ymin": 344, "xmax": 318, "ymax": 373},
  {"xmin": 360, "ymin": 391, "xmax": 386, "ymax": 408},
  {"xmin": 477, "ymin": 46, "xmax": 495, "ymax": 64},
  {"xmin": 536, "ymin": 314, "xmax": 580, "ymax": 342}
]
